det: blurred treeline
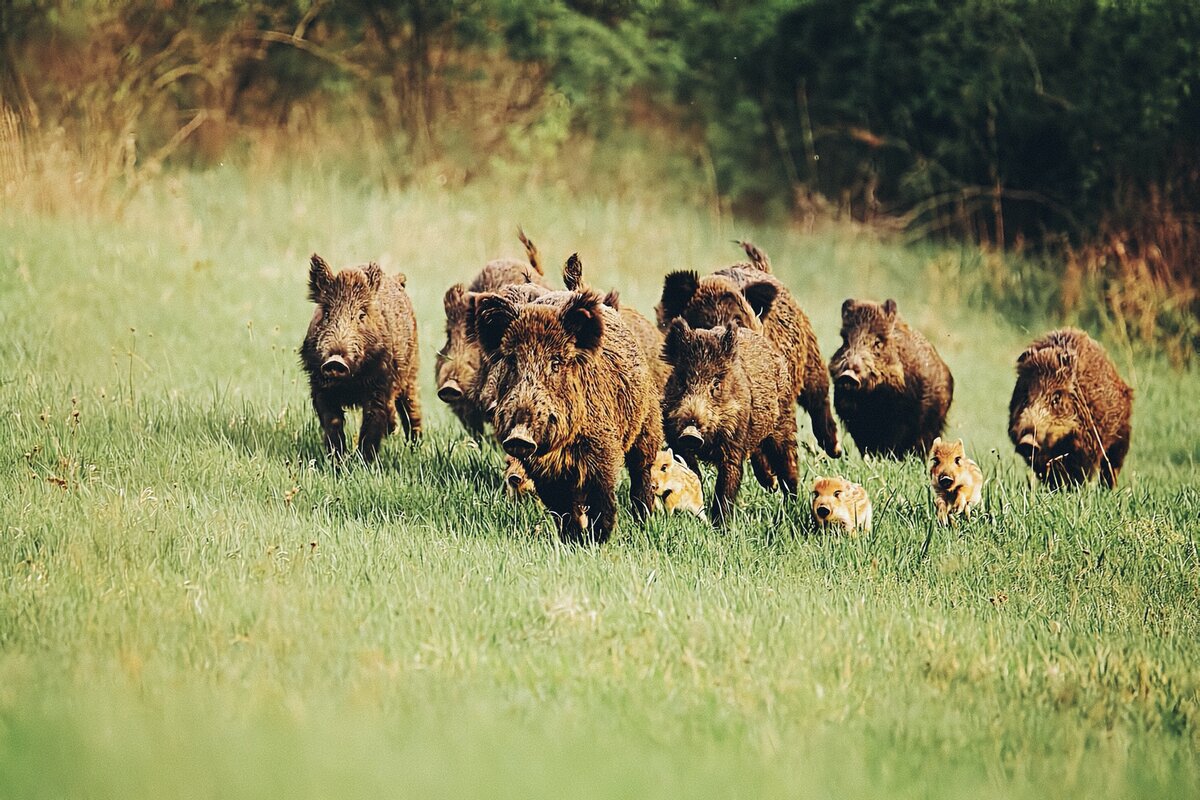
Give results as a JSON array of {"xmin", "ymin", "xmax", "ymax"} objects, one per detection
[{"xmin": 1, "ymin": 1, "xmax": 1197, "ymax": 355}]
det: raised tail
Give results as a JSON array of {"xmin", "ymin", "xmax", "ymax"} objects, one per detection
[
  {"xmin": 735, "ymin": 240, "xmax": 772, "ymax": 272},
  {"xmin": 518, "ymin": 226, "xmax": 543, "ymax": 275}
]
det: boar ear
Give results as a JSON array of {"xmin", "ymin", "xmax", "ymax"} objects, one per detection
[
  {"xmin": 1016, "ymin": 346, "xmax": 1034, "ymax": 365},
  {"xmin": 563, "ymin": 253, "xmax": 584, "ymax": 292},
  {"xmin": 308, "ymin": 254, "xmax": 334, "ymax": 304},
  {"xmin": 955, "ymin": 438, "xmax": 964, "ymax": 450},
  {"xmin": 560, "ymin": 290, "xmax": 604, "ymax": 351},
  {"xmin": 663, "ymin": 318, "xmax": 691, "ymax": 363},
  {"xmin": 475, "ymin": 293, "xmax": 518, "ymax": 354},
  {"xmin": 883, "ymin": 299, "xmax": 898, "ymax": 318},
  {"xmin": 742, "ymin": 281, "xmax": 778, "ymax": 319},
  {"xmin": 603, "ymin": 289, "xmax": 621, "ymax": 310},
  {"xmin": 660, "ymin": 271, "xmax": 700, "ymax": 322},
  {"xmin": 841, "ymin": 299, "xmax": 857, "ymax": 321},
  {"xmin": 720, "ymin": 321, "xmax": 739, "ymax": 356},
  {"xmin": 931, "ymin": 436, "xmax": 942, "ymax": 451},
  {"xmin": 364, "ymin": 262, "xmax": 384, "ymax": 293},
  {"xmin": 444, "ymin": 283, "xmax": 467, "ymax": 311}
]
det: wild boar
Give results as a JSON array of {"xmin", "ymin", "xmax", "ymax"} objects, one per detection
[
  {"xmin": 435, "ymin": 229, "xmax": 548, "ymax": 436},
  {"xmin": 928, "ymin": 437, "xmax": 984, "ymax": 523},
  {"xmin": 474, "ymin": 289, "xmax": 663, "ymax": 543},
  {"xmin": 300, "ymin": 254, "xmax": 420, "ymax": 463},
  {"xmin": 661, "ymin": 319, "xmax": 798, "ymax": 524},
  {"xmin": 829, "ymin": 299, "xmax": 953, "ymax": 458},
  {"xmin": 656, "ymin": 243, "xmax": 841, "ymax": 458},
  {"xmin": 1008, "ymin": 328, "xmax": 1133, "ymax": 488},
  {"xmin": 810, "ymin": 476, "xmax": 872, "ymax": 534}
]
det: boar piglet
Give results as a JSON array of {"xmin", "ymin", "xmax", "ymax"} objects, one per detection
[
  {"xmin": 1009, "ymin": 328, "xmax": 1132, "ymax": 488},
  {"xmin": 661, "ymin": 319, "xmax": 798, "ymax": 524},
  {"xmin": 435, "ymin": 229, "xmax": 548, "ymax": 437},
  {"xmin": 657, "ymin": 241, "xmax": 841, "ymax": 459},
  {"xmin": 829, "ymin": 299, "xmax": 953, "ymax": 458},
  {"xmin": 475, "ymin": 289, "xmax": 663, "ymax": 544},
  {"xmin": 300, "ymin": 254, "xmax": 421, "ymax": 463}
]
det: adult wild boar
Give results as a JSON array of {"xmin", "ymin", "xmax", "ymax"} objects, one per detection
[
  {"xmin": 1009, "ymin": 328, "xmax": 1132, "ymax": 488},
  {"xmin": 474, "ymin": 288, "xmax": 663, "ymax": 543},
  {"xmin": 829, "ymin": 299, "xmax": 953, "ymax": 458},
  {"xmin": 435, "ymin": 229, "xmax": 547, "ymax": 436},
  {"xmin": 656, "ymin": 243, "xmax": 840, "ymax": 458},
  {"xmin": 300, "ymin": 254, "xmax": 420, "ymax": 462},
  {"xmin": 661, "ymin": 319, "xmax": 798, "ymax": 524}
]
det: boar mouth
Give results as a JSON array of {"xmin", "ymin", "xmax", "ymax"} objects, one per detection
[
  {"xmin": 321, "ymin": 355, "xmax": 351, "ymax": 379},
  {"xmin": 437, "ymin": 380, "xmax": 464, "ymax": 403}
]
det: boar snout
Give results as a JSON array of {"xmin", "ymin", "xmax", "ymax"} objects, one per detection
[
  {"xmin": 678, "ymin": 424, "xmax": 704, "ymax": 450},
  {"xmin": 938, "ymin": 474, "xmax": 954, "ymax": 490},
  {"xmin": 506, "ymin": 471, "xmax": 525, "ymax": 489},
  {"xmin": 1016, "ymin": 431, "xmax": 1039, "ymax": 457},
  {"xmin": 321, "ymin": 355, "xmax": 350, "ymax": 378},
  {"xmin": 438, "ymin": 380, "xmax": 464, "ymax": 403},
  {"xmin": 815, "ymin": 504, "xmax": 831, "ymax": 519},
  {"xmin": 835, "ymin": 369, "xmax": 861, "ymax": 389},
  {"xmin": 503, "ymin": 424, "xmax": 538, "ymax": 459}
]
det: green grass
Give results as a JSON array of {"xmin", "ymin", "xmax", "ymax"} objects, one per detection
[{"xmin": 1, "ymin": 166, "xmax": 1198, "ymax": 798}]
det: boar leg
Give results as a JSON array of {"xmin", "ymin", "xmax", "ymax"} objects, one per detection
[
  {"xmin": 313, "ymin": 394, "xmax": 347, "ymax": 459},
  {"xmin": 583, "ymin": 481, "xmax": 619, "ymax": 544},
  {"xmin": 625, "ymin": 422, "xmax": 663, "ymax": 522},
  {"xmin": 396, "ymin": 389, "xmax": 423, "ymax": 441},
  {"xmin": 750, "ymin": 452, "xmax": 777, "ymax": 491},
  {"xmin": 800, "ymin": 386, "xmax": 842, "ymax": 459},
  {"xmin": 761, "ymin": 434, "xmax": 799, "ymax": 496},
  {"xmin": 1100, "ymin": 433, "xmax": 1130, "ymax": 489},
  {"xmin": 534, "ymin": 476, "xmax": 587, "ymax": 543},
  {"xmin": 712, "ymin": 451, "xmax": 745, "ymax": 525},
  {"xmin": 358, "ymin": 396, "xmax": 397, "ymax": 463}
]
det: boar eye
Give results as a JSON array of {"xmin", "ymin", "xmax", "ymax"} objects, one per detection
[
  {"xmin": 873, "ymin": 337, "xmax": 885, "ymax": 351},
  {"xmin": 955, "ymin": 456, "xmax": 962, "ymax": 466},
  {"xmin": 931, "ymin": 458, "xmax": 939, "ymax": 466},
  {"xmin": 549, "ymin": 356, "xmax": 563, "ymax": 373},
  {"xmin": 710, "ymin": 377, "xmax": 721, "ymax": 395},
  {"xmin": 1051, "ymin": 390, "xmax": 1063, "ymax": 407},
  {"xmin": 833, "ymin": 490, "xmax": 842, "ymax": 498},
  {"xmin": 358, "ymin": 308, "xmax": 368, "ymax": 321}
]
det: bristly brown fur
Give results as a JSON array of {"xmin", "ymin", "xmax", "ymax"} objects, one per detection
[
  {"xmin": 300, "ymin": 254, "xmax": 421, "ymax": 463},
  {"xmin": 655, "ymin": 241, "xmax": 840, "ymax": 458},
  {"xmin": 829, "ymin": 298, "xmax": 953, "ymax": 458},
  {"xmin": 475, "ymin": 288, "xmax": 663, "ymax": 544},
  {"xmin": 1008, "ymin": 328, "xmax": 1132, "ymax": 488},
  {"xmin": 661, "ymin": 319, "xmax": 798, "ymax": 524}
]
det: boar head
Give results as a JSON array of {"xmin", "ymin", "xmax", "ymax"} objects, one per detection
[
  {"xmin": 830, "ymin": 299, "xmax": 906, "ymax": 392},
  {"xmin": 928, "ymin": 437, "xmax": 967, "ymax": 491},
  {"xmin": 656, "ymin": 271, "xmax": 777, "ymax": 334},
  {"xmin": 436, "ymin": 283, "xmax": 481, "ymax": 404},
  {"xmin": 307, "ymin": 254, "xmax": 386, "ymax": 382},
  {"xmin": 661, "ymin": 319, "xmax": 744, "ymax": 453},
  {"xmin": 475, "ymin": 290, "xmax": 606, "ymax": 460},
  {"xmin": 1010, "ymin": 345, "xmax": 1081, "ymax": 458}
]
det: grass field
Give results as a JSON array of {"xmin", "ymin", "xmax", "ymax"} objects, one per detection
[{"xmin": 1, "ymin": 165, "xmax": 1198, "ymax": 798}]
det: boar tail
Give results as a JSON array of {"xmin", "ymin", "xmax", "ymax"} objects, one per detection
[
  {"xmin": 518, "ymin": 226, "xmax": 542, "ymax": 275},
  {"xmin": 735, "ymin": 240, "xmax": 772, "ymax": 273}
]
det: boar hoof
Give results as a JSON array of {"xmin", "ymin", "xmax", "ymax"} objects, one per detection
[
  {"xmin": 321, "ymin": 355, "xmax": 350, "ymax": 378},
  {"xmin": 437, "ymin": 380, "xmax": 464, "ymax": 402}
]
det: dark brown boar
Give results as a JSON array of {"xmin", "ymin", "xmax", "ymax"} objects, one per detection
[
  {"xmin": 1008, "ymin": 328, "xmax": 1133, "ymax": 488},
  {"xmin": 656, "ymin": 243, "xmax": 841, "ymax": 458},
  {"xmin": 435, "ymin": 229, "xmax": 548, "ymax": 435},
  {"xmin": 300, "ymin": 254, "xmax": 421, "ymax": 462},
  {"xmin": 829, "ymin": 299, "xmax": 953, "ymax": 458},
  {"xmin": 661, "ymin": 319, "xmax": 799, "ymax": 524},
  {"xmin": 474, "ymin": 289, "xmax": 663, "ymax": 543}
]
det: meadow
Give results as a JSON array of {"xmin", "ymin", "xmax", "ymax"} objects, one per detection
[{"xmin": 1, "ymin": 164, "xmax": 1198, "ymax": 798}]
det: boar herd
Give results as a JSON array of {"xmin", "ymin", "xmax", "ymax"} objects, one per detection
[{"xmin": 300, "ymin": 234, "xmax": 1134, "ymax": 543}]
